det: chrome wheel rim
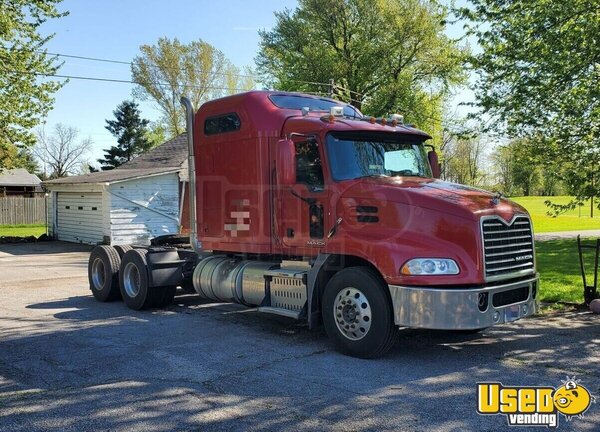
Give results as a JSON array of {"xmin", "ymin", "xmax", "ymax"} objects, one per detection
[
  {"xmin": 334, "ymin": 287, "xmax": 372, "ymax": 341},
  {"xmin": 123, "ymin": 262, "xmax": 141, "ymax": 298},
  {"xmin": 91, "ymin": 258, "xmax": 105, "ymax": 290}
]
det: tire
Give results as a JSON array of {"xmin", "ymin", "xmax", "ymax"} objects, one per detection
[
  {"xmin": 114, "ymin": 245, "xmax": 133, "ymax": 259},
  {"xmin": 322, "ymin": 267, "xmax": 399, "ymax": 358},
  {"xmin": 88, "ymin": 245, "xmax": 122, "ymax": 302},
  {"xmin": 119, "ymin": 249, "xmax": 154, "ymax": 310}
]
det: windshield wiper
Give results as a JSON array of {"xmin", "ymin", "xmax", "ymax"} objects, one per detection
[
  {"xmin": 358, "ymin": 174, "xmax": 390, "ymax": 179},
  {"xmin": 389, "ymin": 170, "xmax": 422, "ymax": 177}
]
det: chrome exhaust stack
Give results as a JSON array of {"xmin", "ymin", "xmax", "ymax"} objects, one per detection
[{"xmin": 180, "ymin": 96, "xmax": 202, "ymax": 254}]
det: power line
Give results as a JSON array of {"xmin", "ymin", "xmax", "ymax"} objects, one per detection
[
  {"xmin": 6, "ymin": 60, "xmax": 454, "ymax": 126},
  {"xmin": 6, "ymin": 46, "xmax": 369, "ymax": 96},
  {"xmin": 3, "ymin": 69, "xmax": 255, "ymax": 92}
]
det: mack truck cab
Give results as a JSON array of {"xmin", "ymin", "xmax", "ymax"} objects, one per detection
[{"xmin": 88, "ymin": 91, "xmax": 539, "ymax": 358}]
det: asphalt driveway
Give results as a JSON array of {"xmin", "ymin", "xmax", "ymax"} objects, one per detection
[{"xmin": 0, "ymin": 241, "xmax": 598, "ymax": 431}]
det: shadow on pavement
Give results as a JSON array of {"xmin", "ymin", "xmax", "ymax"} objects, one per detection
[{"xmin": 1, "ymin": 293, "xmax": 598, "ymax": 431}]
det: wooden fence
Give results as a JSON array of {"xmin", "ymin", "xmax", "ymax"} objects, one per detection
[{"xmin": 0, "ymin": 196, "xmax": 47, "ymax": 225}]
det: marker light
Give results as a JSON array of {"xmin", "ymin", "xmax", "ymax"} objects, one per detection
[
  {"xmin": 381, "ymin": 118, "xmax": 387, "ymax": 125},
  {"xmin": 390, "ymin": 114, "xmax": 404, "ymax": 124},
  {"xmin": 400, "ymin": 258, "xmax": 460, "ymax": 275},
  {"xmin": 330, "ymin": 106, "xmax": 344, "ymax": 117},
  {"xmin": 369, "ymin": 117, "xmax": 376, "ymax": 124}
]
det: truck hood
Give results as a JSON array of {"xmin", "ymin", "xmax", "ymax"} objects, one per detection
[{"xmin": 342, "ymin": 177, "xmax": 526, "ymax": 221}]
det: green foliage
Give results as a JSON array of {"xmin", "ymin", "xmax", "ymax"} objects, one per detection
[
  {"xmin": 131, "ymin": 37, "xmax": 255, "ymax": 137},
  {"xmin": 256, "ymin": 0, "xmax": 467, "ymax": 145},
  {"xmin": 145, "ymin": 122, "xmax": 167, "ymax": 148},
  {"xmin": 458, "ymin": 0, "xmax": 600, "ymax": 212},
  {"xmin": 492, "ymin": 137, "xmax": 566, "ymax": 197},
  {"xmin": 0, "ymin": 224, "xmax": 46, "ymax": 237},
  {"xmin": 0, "ymin": 0, "xmax": 67, "ymax": 168},
  {"xmin": 440, "ymin": 121, "xmax": 488, "ymax": 186},
  {"xmin": 98, "ymin": 101, "xmax": 151, "ymax": 170}
]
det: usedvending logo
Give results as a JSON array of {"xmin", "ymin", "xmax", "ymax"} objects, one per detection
[{"xmin": 477, "ymin": 377, "xmax": 595, "ymax": 427}]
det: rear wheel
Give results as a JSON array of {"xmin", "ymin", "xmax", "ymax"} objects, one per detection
[
  {"xmin": 119, "ymin": 249, "xmax": 154, "ymax": 310},
  {"xmin": 88, "ymin": 245, "xmax": 121, "ymax": 302},
  {"xmin": 322, "ymin": 267, "xmax": 398, "ymax": 358},
  {"xmin": 114, "ymin": 245, "xmax": 133, "ymax": 259}
]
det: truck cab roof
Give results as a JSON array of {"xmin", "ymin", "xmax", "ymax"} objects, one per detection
[{"xmin": 196, "ymin": 90, "xmax": 431, "ymax": 140}]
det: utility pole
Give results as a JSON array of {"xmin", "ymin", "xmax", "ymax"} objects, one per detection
[{"xmin": 328, "ymin": 79, "xmax": 335, "ymax": 98}]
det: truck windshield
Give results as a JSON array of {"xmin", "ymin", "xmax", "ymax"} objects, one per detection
[{"xmin": 326, "ymin": 132, "xmax": 432, "ymax": 181}]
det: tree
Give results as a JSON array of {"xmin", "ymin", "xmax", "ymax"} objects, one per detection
[
  {"xmin": 98, "ymin": 101, "xmax": 151, "ymax": 170},
  {"xmin": 35, "ymin": 124, "xmax": 92, "ymax": 178},
  {"xmin": 491, "ymin": 145, "xmax": 514, "ymax": 195},
  {"xmin": 131, "ymin": 37, "xmax": 255, "ymax": 137},
  {"xmin": 441, "ymin": 121, "xmax": 489, "ymax": 187},
  {"xmin": 458, "ymin": 0, "xmax": 600, "ymax": 214},
  {"xmin": 145, "ymin": 122, "xmax": 167, "ymax": 148},
  {"xmin": 0, "ymin": 0, "xmax": 67, "ymax": 168},
  {"xmin": 256, "ymin": 0, "xmax": 466, "ymax": 144}
]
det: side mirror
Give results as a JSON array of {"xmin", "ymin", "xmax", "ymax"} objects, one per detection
[
  {"xmin": 427, "ymin": 150, "xmax": 441, "ymax": 179},
  {"xmin": 276, "ymin": 139, "xmax": 296, "ymax": 186}
]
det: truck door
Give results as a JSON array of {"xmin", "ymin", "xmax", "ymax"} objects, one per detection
[{"xmin": 277, "ymin": 136, "xmax": 328, "ymax": 252}]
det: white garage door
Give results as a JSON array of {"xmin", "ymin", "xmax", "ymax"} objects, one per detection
[{"xmin": 56, "ymin": 192, "xmax": 104, "ymax": 244}]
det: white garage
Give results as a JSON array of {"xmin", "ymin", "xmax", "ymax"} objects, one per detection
[
  {"xmin": 43, "ymin": 134, "xmax": 189, "ymax": 246},
  {"xmin": 56, "ymin": 192, "xmax": 104, "ymax": 244}
]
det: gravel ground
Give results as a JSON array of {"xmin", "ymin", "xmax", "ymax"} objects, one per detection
[{"xmin": 0, "ymin": 241, "xmax": 598, "ymax": 431}]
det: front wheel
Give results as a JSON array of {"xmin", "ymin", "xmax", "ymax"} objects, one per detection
[{"xmin": 322, "ymin": 267, "xmax": 398, "ymax": 358}]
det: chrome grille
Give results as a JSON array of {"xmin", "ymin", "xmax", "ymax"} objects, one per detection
[{"xmin": 482, "ymin": 216, "xmax": 535, "ymax": 279}]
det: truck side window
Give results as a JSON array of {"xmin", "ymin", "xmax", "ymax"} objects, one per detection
[
  {"xmin": 295, "ymin": 139, "xmax": 324, "ymax": 190},
  {"xmin": 204, "ymin": 113, "xmax": 241, "ymax": 135}
]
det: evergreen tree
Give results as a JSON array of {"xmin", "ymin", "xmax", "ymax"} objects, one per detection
[{"xmin": 98, "ymin": 101, "xmax": 151, "ymax": 170}]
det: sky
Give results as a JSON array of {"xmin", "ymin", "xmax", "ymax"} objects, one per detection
[{"xmin": 39, "ymin": 0, "xmax": 475, "ymax": 165}]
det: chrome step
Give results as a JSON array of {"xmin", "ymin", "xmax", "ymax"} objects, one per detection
[{"xmin": 257, "ymin": 306, "xmax": 301, "ymax": 320}]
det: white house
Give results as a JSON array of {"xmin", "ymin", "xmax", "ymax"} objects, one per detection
[{"xmin": 44, "ymin": 134, "xmax": 189, "ymax": 245}]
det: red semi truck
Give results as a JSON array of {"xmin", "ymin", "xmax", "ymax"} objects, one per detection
[{"xmin": 88, "ymin": 91, "xmax": 539, "ymax": 358}]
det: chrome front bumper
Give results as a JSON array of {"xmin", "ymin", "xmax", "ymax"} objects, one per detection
[{"xmin": 389, "ymin": 275, "xmax": 539, "ymax": 330}]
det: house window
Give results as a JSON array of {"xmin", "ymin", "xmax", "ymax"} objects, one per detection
[{"xmin": 204, "ymin": 113, "xmax": 241, "ymax": 135}]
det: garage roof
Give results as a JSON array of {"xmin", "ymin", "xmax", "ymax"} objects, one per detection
[
  {"xmin": 43, "ymin": 134, "xmax": 187, "ymax": 186},
  {"xmin": 120, "ymin": 133, "xmax": 187, "ymax": 169},
  {"xmin": 43, "ymin": 167, "xmax": 179, "ymax": 185},
  {"xmin": 0, "ymin": 168, "xmax": 42, "ymax": 187}
]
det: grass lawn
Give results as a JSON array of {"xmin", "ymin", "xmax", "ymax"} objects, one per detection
[
  {"xmin": 536, "ymin": 239, "xmax": 593, "ymax": 304},
  {"xmin": 0, "ymin": 224, "xmax": 46, "ymax": 237},
  {"xmin": 511, "ymin": 196, "xmax": 600, "ymax": 233}
]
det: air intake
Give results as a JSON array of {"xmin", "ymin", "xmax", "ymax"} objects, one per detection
[{"xmin": 482, "ymin": 216, "xmax": 535, "ymax": 280}]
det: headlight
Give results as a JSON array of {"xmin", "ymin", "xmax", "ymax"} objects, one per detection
[{"xmin": 400, "ymin": 258, "xmax": 459, "ymax": 275}]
